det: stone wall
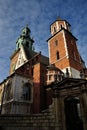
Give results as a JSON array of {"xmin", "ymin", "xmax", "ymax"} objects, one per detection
[{"xmin": 0, "ymin": 111, "xmax": 60, "ymax": 130}]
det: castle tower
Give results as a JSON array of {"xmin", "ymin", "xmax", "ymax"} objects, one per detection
[
  {"xmin": 8, "ymin": 25, "xmax": 49, "ymax": 113},
  {"xmin": 10, "ymin": 25, "xmax": 34, "ymax": 75},
  {"xmin": 47, "ymin": 18, "xmax": 83, "ymax": 78}
]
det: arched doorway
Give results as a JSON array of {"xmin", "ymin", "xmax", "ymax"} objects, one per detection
[{"xmin": 64, "ymin": 96, "xmax": 84, "ymax": 130}]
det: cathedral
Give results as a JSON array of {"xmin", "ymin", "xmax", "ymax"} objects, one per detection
[{"xmin": 0, "ymin": 18, "xmax": 87, "ymax": 130}]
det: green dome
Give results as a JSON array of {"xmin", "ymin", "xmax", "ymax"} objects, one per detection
[
  {"xmin": 22, "ymin": 25, "xmax": 31, "ymax": 37},
  {"xmin": 16, "ymin": 25, "xmax": 34, "ymax": 50}
]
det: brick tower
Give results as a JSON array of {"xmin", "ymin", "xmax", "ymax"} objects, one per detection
[{"xmin": 47, "ymin": 18, "xmax": 83, "ymax": 78}]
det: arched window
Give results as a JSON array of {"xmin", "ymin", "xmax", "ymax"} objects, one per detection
[
  {"xmin": 54, "ymin": 27, "xmax": 56, "ymax": 32},
  {"xmin": 4, "ymin": 81, "xmax": 13, "ymax": 101},
  {"xmin": 22, "ymin": 83, "xmax": 32, "ymax": 101},
  {"xmin": 60, "ymin": 25, "xmax": 62, "ymax": 29},
  {"xmin": 56, "ymin": 51, "xmax": 60, "ymax": 60}
]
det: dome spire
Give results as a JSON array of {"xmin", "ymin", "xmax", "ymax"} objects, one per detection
[
  {"xmin": 21, "ymin": 24, "xmax": 31, "ymax": 37},
  {"xmin": 16, "ymin": 25, "xmax": 34, "ymax": 50}
]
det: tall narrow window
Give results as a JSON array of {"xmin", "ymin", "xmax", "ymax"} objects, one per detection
[
  {"xmin": 54, "ymin": 27, "xmax": 56, "ymax": 32},
  {"xmin": 56, "ymin": 51, "xmax": 60, "ymax": 60},
  {"xmin": 22, "ymin": 83, "xmax": 31, "ymax": 101},
  {"xmin": 49, "ymin": 75, "xmax": 53, "ymax": 80},
  {"xmin": 55, "ymin": 40, "xmax": 58, "ymax": 46},
  {"xmin": 4, "ymin": 81, "xmax": 13, "ymax": 101},
  {"xmin": 54, "ymin": 74, "xmax": 57, "ymax": 81},
  {"xmin": 60, "ymin": 25, "xmax": 62, "ymax": 29}
]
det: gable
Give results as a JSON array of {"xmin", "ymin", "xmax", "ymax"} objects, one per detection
[
  {"xmin": 55, "ymin": 78, "xmax": 87, "ymax": 90},
  {"xmin": 46, "ymin": 78, "xmax": 87, "ymax": 90},
  {"xmin": 15, "ymin": 45, "xmax": 28, "ymax": 69}
]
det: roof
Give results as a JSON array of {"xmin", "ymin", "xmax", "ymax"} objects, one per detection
[
  {"xmin": 47, "ymin": 28, "xmax": 77, "ymax": 42},
  {"xmin": 23, "ymin": 45, "xmax": 37, "ymax": 60},
  {"xmin": 23, "ymin": 45, "xmax": 49, "ymax": 65},
  {"xmin": 50, "ymin": 18, "xmax": 71, "ymax": 27},
  {"xmin": 0, "ymin": 69, "xmax": 32, "ymax": 85},
  {"xmin": 47, "ymin": 64, "xmax": 63, "ymax": 72},
  {"xmin": 10, "ymin": 49, "xmax": 20, "ymax": 59},
  {"xmin": 56, "ymin": 78, "xmax": 87, "ymax": 86},
  {"xmin": 40, "ymin": 55, "xmax": 49, "ymax": 65},
  {"xmin": 45, "ymin": 78, "xmax": 87, "ymax": 90}
]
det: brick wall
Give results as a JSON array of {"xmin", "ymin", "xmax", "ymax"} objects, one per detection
[
  {"xmin": 10, "ymin": 51, "xmax": 19, "ymax": 75},
  {"xmin": 65, "ymin": 31, "xmax": 82, "ymax": 70},
  {"xmin": 33, "ymin": 63, "xmax": 47, "ymax": 113},
  {"xmin": 33, "ymin": 63, "xmax": 41, "ymax": 113},
  {"xmin": 49, "ymin": 32, "xmax": 66, "ymax": 65}
]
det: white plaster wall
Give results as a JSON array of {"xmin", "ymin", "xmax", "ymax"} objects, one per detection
[
  {"xmin": 15, "ymin": 45, "xmax": 28, "ymax": 70},
  {"xmin": 62, "ymin": 67, "xmax": 80, "ymax": 78},
  {"xmin": 1, "ymin": 74, "xmax": 33, "ymax": 114},
  {"xmin": 62, "ymin": 30, "xmax": 68, "ymax": 57},
  {"xmin": 11, "ymin": 74, "xmax": 33, "ymax": 114},
  {"xmin": 12, "ymin": 74, "xmax": 33, "ymax": 102},
  {"xmin": 70, "ymin": 67, "xmax": 80, "ymax": 78}
]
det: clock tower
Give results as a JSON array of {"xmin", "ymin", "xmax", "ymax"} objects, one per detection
[
  {"xmin": 47, "ymin": 18, "xmax": 83, "ymax": 78},
  {"xmin": 10, "ymin": 25, "xmax": 34, "ymax": 75}
]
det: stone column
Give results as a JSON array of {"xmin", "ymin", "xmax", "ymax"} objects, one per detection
[{"xmin": 52, "ymin": 89, "xmax": 63, "ymax": 130}]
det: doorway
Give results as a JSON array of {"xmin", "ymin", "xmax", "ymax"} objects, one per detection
[{"xmin": 64, "ymin": 97, "xmax": 84, "ymax": 130}]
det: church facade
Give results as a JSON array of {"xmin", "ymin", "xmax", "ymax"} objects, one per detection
[{"xmin": 0, "ymin": 18, "xmax": 87, "ymax": 130}]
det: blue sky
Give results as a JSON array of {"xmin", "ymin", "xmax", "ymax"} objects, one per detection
[{"xmin": 0, "ymin": 0, "xmax": 87, "ymax": 82}]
